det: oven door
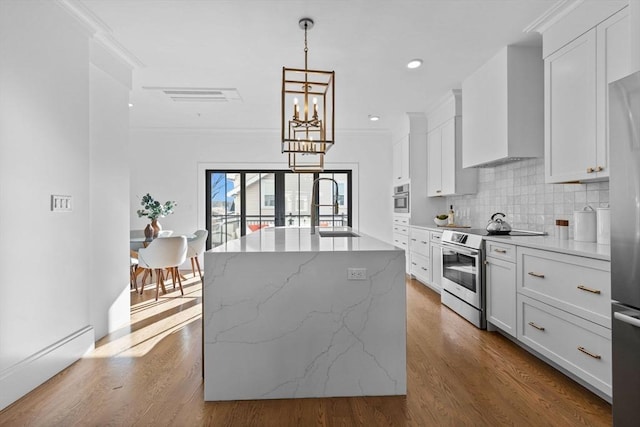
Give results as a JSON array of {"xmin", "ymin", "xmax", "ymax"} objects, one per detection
[
  {"xmin": 441, "ymin": 242, "xmax": 482, "ymax": 309},
  {"xmin": 393, "ymin": 193, "xmax": 409, "ymax": 213}
]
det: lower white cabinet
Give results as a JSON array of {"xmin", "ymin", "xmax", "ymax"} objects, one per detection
[
  {"xmin": 518, "ymin": 294, "xmax": 612, "ymax": 397},
  {"xmin": 429, "ymin": 231, "xmax": 443, "ymax": 293},
  {"xmin": 410, "ymin": 252, "xmax": 430, "ymax": 285},
  {"xmin": 485, "ymin": 253, "xmax": 517, "ymax": 337},
  {"xmin": 393, "ymin": 216, "xmax": 410, "ymax": 273}
]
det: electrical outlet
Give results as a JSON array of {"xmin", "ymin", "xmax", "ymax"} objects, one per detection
[{"xmin": 347, "ymin": 268, "xmax": 367, "ymax": 280}]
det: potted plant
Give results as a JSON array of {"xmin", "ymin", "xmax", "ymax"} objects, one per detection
[{"xmin": 137, "ymin": 193, "xmax": 177, "ymax": 238}]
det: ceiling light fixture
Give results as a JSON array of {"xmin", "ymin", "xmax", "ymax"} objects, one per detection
[
  {"xmin": 407, "ymin": 59, "xmax": 423, "ymax": 69},
  {"xmin": 282, "ymin": 18, "xmax": 335, "ymax": 173},
  {"xmin": 369, "ymin": 115, "xmax": 380, "ymax": 121}
]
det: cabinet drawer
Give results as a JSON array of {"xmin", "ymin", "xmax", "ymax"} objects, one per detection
[
  {"xmin": 410, "ymin": 228, "xmax": 430, "ymax": 257},
  {"xmin": 410, "ymin": 252, "xmax": 430, "ymax": 282},
  {"xmin": 518, "ymin": 294, "xmax": 611, "ymax": 397},
  {"xmin": 393, "ymin": 216, "xmax": 409, "ymax": 226},
  {"xmin": 430, "ymin": 231, "xmax": 443, "ymax": 243},
  {"xmin": 485, "ymin": 241, "xmax": 516, "ymax": 262},
  {"xmin": 393, "ymin": 233, "xmax": 409, "ymax": 251},
  {"xmin": 517, "ymin": 247, "xmax": 611, "ymax": 327},
  {"xmin": 393, "ymin": 225, "xmax": 409, "ymax": 236}
]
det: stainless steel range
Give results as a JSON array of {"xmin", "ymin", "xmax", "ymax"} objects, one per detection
[
  {"xmin": 440, "ymin": 230, "xmax": 486, "ymax": 328},
  {"xmin": 440, "ymin": 228, "xmax": 547, "ymax": 328}
]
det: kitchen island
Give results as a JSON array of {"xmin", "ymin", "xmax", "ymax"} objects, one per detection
[{"xmin": 203, "ymin": 227, "xmax": 406, "ymax": 401}]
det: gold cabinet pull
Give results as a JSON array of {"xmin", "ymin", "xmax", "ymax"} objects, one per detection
[
  {"xmin": 421, "ymin": 267, "xmax": 428, "ymax": 271},
  {"xmin": 595, "ymin": 166, "xmax": 603, "ymax": 172},
  {"xmin": 577, "ymin": 285, "xmax": 601, "ymax": 294},
  {"xmin": 494, "ymin": 248, "xmax": 507, "ymax": 254},
  {"xmin": 528, "ymin": 322, "xmax": 545, "ymax": 331},
  {"xmin": 411, "ymin": 262, "xmax": 417, "ymax": 266},
  {"xmin": 421, "ymin": 240, "xmax": 428, "ymax": 244},
  {"xmin": 411, "ymin": 238, "xmax": 417, "ymax": 241},
  {"xmin": 586, "ymin": 167, "xmax": 594, "ymax": 173},
  {"xmin": 577, "ymin": 346, "xmax": 602, "ymax": 359},
  {"xmin": 484, "ymin": 260, "xmax": 489, "ymax": 265},
  {"xmin": 528, "ymin": 272, "xmax": 545, "ymax": 278},
  {"xmin": 436, "ymin": 190, "xmax": 442, "ymax": 193}
]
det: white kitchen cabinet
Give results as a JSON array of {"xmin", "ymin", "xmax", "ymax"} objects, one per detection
[
  {"xmin": 428, "ymin": 231, "xmax": 443, "ymax": 294},
  {"xmin": 544, "ymin": 6, "xmax": 629, "ymax": 183},
  {"xmin": 517, "ymin": 246, "xmax": 611, "ymax": 328},
  {"xmin": 485, "ymin": 244, "xmax": 517, "ymax": 338},
  {"xmin": 462, "ymin": 46, "xmax": 543, "ymax": 168},
  {"xmin": 409, "ymin": 227, "xmax": 436, "ymax": 291},
  {"xmin": 392, "ymin": 136, "xmax": 409, "ymax": 184},
  {"xmin": 426, "ymin": 90, "xmax": 476, "ymax": 197},
  {"xmin": 515, "ymin": 245, "xmax": 611, "ymax": 399},
  {"xmin": 518, "ymin": 294, "xmax": 611, "ymax": 398},
  {"xmin": 393, "ymin": 216, "xmax": 410, "ymax": 273}
]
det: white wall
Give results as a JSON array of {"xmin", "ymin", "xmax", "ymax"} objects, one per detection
[
  {"xmin": 0, "ymin": 1, "xmax": 131, "ymax": 409},
  {"xmin": 89, "ymin": 42, "xmax": 132, "ymax": 340},
  {"xmin": 129, "ymin": 129, "xmax": 393, "ymax": 244}
]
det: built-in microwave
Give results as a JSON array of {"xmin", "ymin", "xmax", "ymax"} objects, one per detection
[{"xmin": 393, "ymin": 184, "xmax": 409, "ymax": 213}]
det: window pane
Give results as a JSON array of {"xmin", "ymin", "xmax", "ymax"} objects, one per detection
[
  {"xmin": 245, "ymin": 173, "xmax": 261, "ymax": 233},
  {"xmin": 284, "ymin": 173, "xmax": 300, "ymax": 227},
  {"xmin": 299, "ymin": 173, "xmax": 313, "ymax": 227}
]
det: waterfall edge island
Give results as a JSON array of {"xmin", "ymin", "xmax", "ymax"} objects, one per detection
[{"xmin": 203, "ymin": 227, "xmax": 407, "ymax": 401}]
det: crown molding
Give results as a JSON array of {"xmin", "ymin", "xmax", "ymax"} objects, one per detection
[
  {"xmin": 523, "ymin": 0, "xmax": 584, "ymax": 34},
  {"xmin": 55, "ymin": 0, "xmax": 145, "ymax": 69}
]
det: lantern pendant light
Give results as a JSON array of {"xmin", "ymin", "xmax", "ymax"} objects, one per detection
[{"xmin": 281, "ymin": 18, "xmax": 335, "ymax": 172}]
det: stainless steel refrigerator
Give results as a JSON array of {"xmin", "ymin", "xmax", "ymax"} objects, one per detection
[{"xmin": 610, "ymin": 70, "xmax": 640, "ymax": 426}]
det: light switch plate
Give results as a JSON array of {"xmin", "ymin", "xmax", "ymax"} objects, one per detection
[{"xmin": 51, "ymin": 195, "xmax": 72, "ymax": 212}]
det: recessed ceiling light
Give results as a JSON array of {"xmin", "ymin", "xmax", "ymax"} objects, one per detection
[
  {"xmin": 368, "ymin": 115, "xmax": 380, "ymax": 122},
  {"xmin": 128, "ymin": 103, "xmax": 134, "ymax": 108},
  {"xmin": 407, "ymin": 59, "xmax": 423, "ymax": 69}
]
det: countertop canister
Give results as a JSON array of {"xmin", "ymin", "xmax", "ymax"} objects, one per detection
[
  {"xmin": 574, "ymin": 206, "xmax": 596, "ymax": 242},
  {"xmin": 597, "ymin": 206, "xmax": 610, "ymax": 245}
]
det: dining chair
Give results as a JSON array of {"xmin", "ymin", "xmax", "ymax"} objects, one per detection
[
  {"xmin": 137, "ymin": 236, "xmax": 188, "ymax": 300},
  {"xmin": 186, "ymin": 229, "xmax": 208, "ymax": 281}
]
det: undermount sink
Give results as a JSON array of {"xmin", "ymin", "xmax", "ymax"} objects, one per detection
[{"xmin": 318, "ymin": 230, "xmax": 360, "ymax": 238}]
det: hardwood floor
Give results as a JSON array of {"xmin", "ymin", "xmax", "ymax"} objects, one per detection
[{"xmin": 0, "ymin": 276, "xmax": 611, "ymax": 426}]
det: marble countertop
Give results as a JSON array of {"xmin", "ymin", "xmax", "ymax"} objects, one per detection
[
  {"xmin": 208, "ymin": 227, "xmax": 400, "ymax": 253},
  {"xmin": 483, "ymin": 234, "xmax": 610, "ymax": 261},
  {"xmin": 407, "ymin": 224, "xmax": 609, "ymax": 261}
]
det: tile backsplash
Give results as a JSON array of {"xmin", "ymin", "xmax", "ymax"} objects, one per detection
[{"xmin": 446, "ymin": 158, "xmax": 609, "ymax": 238}]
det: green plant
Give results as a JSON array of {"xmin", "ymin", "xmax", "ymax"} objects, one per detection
[
  {"xmin": 436, "ymin": 214, "xmax": 448, "ymax": 220},
  {"xmin": 137, "ymin": 193, "xmax": 177, "ymax": 221}
]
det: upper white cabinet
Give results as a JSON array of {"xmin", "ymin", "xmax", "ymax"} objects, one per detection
[
  {"xmin": 427, "ymin": 90, "xmax": 476, "ymax": 197},
  {"xmin": 462, "ymin": 46, "xmax": 544, "ymax": 168},
  {"xmin": 392, "ymin": 136, "xmax": 410, "ymax": 184},
  {"xmin": 543, "ymin": 5, "xmax": 629, "ymax": 183}
]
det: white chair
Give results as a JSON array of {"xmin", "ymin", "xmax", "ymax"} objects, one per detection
[
  {"xmin": 137, "ymin": 236, "xmax": 188, "ymax": 300},
  {"xmin": 186, "ymin": 230, "xmax": 208, "ymax": 280}
]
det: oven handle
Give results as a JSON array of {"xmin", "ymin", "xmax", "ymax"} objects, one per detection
[
  {"xmin": 441, "ymin": 242, "xmax": 479, "ymax": 257},
  {"xmin": 392, "ymin": 193, "xmax": 409, "ymax": 199}
]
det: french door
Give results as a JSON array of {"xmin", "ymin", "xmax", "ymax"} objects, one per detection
[{"xmin": 205, "ymin": 170, "xmax": 352, "ymax": 248}]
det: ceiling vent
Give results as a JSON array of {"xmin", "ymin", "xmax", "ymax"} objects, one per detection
[{"xmin": 142, "ymin": 86, "xmax": 243, "ymax": 103}]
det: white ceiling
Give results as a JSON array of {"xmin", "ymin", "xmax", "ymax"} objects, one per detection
[{"xmin": 81, "ymin": 0, "xmax": 557, "ymax": 135}]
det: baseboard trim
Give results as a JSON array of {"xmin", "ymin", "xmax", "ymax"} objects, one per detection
[{"xmin": 0, "ymin": 325, "xmax": 95, "ymax": 410}]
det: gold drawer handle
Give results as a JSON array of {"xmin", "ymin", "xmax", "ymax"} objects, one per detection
[
  {"xmin": 421, "ymin": 240, "xmax": 428, "ymax": 244},
  {"xmin": 577, "ymin": 285, "xmax": 601, "ymax": 295},
  {"xmin": 436, "ymin": 190, "xmax": 442, "ymax": 193},
  {"xmin": 421, "ymin": 267, "xmax": 428, "ymax": 271},
  {"xmin": 528, "ymin": 322, "xmax": 545, "ymax": 331},
  {"xmin": 494, "ymin": 249, "xmax": 507, "ymax": 254},
  {"xmin": 411, "ymin": 262, "xmax": 417, "ymax": 266},
  {"xmin": 595, "ymin": 166, "xmax": 603, "ymax": 172},
  {"xmin": 528, "ymin": 272, "xmax": 545, "ymax": 278},
  {"xmin": 577, "ymin": 346, "xmax": 602, "ymax": 360},
  {"xmin": 411, "ymin": 238, "xmax": 417, "ymax": 241},
  {"xmin": 587, "ymin": 167, "xmax": 594, "ymax": 173}
]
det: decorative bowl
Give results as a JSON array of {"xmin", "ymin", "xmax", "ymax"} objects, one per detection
[{"xmin": 434, "ymin": 217, "xmax": 448, "ymax": 226}]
